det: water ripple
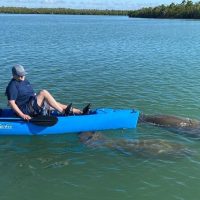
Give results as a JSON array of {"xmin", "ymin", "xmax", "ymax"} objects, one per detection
[{"xmin": 1, "ymin": 15, "xmax": 200, "ymax": 200}]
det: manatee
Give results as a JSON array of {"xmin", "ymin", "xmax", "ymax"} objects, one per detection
[
  {"xmin": 139, "ymin": 113, "xmax": 200, "ymax": 138},
  {"xmin": 79, "ymin": 132, "xmax": 191, "ymax": 158}
]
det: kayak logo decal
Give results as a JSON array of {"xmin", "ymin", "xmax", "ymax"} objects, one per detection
[{"xmin": 0, "ymin": 124, "xmax": 12, "ymax": 129}]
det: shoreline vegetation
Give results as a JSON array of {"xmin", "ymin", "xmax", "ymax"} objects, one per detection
[
  {"xmin": 1, "ymin": 1, "xmax": 200, "ymax": 19},
  {"xmin": 128, "ymin": 0, "xmax": 200, "ymax": 19},
  {"xmin": 0, "ymin": 6, "xmax": 128, "ymax": 16}
]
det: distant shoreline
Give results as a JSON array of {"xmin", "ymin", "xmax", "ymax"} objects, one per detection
[
  {"xmin": 2, "ymin": 1, "xmax": 200, "ymax": 20},
  {"xmin": 0, "ymin": 7, "xmax": 129, "ymax": 16},
  {"xmin": 128, "ymin": 1, "xmax": 200, "ymax": 19}
]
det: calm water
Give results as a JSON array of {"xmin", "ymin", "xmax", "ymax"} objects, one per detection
[{"xmin": 1, "ymin": 14, "xmax": 200, "ymax": 200}]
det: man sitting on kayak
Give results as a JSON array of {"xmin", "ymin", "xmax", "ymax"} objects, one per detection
[{"xmin": 5, "ymin": 64, "xmax": 82, "ymax": 120}]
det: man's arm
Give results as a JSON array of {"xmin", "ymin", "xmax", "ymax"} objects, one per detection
[{"xmin": 8, "ymin": 100, "xmax": 31, "ymax": 120}]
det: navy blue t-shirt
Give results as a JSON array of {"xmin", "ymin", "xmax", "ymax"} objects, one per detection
[{"xmin": 5, "ymin": 79, "xmax": 35, "ymax": 109}]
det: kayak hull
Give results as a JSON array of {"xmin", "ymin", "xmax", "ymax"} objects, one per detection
[{"xmin": 0, "ymin": 108, "xmax": 139, "ymax": 135}]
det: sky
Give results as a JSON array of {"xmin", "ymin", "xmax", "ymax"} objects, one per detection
[{"xmin": 0, "ymin": 0, "xmax": 199, "ymax": 10}]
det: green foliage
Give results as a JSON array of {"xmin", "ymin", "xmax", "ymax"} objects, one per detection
[
  {"xmin": 128, "ymin": 0, "xmax": 200, "ymax": 19},
  {"xmin": 0, "ymin": 6, "xmax": 128, "ymax": 16}
]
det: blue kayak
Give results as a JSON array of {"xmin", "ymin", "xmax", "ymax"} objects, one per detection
[{"xmin": 0, "ymin": 108, "xmax": 139, "ymax": 135}]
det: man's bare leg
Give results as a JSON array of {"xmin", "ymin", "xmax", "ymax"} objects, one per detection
[
  {"xmin": 37, "ymin": 90, "xmax": 82, "ymax": 114},
  {"xmin": 36, "ymin": 90, "xmax": 64, "ymax": 113}
]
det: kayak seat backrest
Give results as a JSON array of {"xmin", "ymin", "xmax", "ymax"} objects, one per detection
[{"xmin": 0, "ymin": 109, "xmax": 2, "ymax": 117}]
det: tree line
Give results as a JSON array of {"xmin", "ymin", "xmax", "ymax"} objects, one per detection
[
  {"xmin": 128, "ymin": 0, "xmax": 200, "ymax": 19},
  {"xmin": 0, "ymin": 6, "xmax": 128, "ymax": 16}
]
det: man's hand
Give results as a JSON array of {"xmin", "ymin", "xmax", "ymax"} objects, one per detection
[
  {"xmin": 22, "ymin": 114, "xmax": 31, "ymax": 121},
  {"xmin": 9, "ymin": 100, "xmax": 32, "ymax": 120}
]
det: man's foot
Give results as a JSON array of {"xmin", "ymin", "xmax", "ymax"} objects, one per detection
[{"xmin": 72, "ymin": 108, "xmax": 82, "ymax": 115}]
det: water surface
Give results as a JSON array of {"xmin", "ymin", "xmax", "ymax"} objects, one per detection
[{"xmin": 1, "ymin": 15, "xmax": 200, "ymax": 200}]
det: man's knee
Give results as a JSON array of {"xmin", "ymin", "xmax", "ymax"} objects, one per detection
[{"xmin": 39, "ymin": 89, "xmax": 49, "ymax": 96}]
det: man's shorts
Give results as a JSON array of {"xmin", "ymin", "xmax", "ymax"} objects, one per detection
[{"xmin": 20, "ymin": 96, "xmax": 49, "ymax": 116}]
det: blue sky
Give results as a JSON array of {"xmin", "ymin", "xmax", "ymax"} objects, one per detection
[{"xmin": 0, "ymin": 0, "xmax": 199, "ymax": 10}]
